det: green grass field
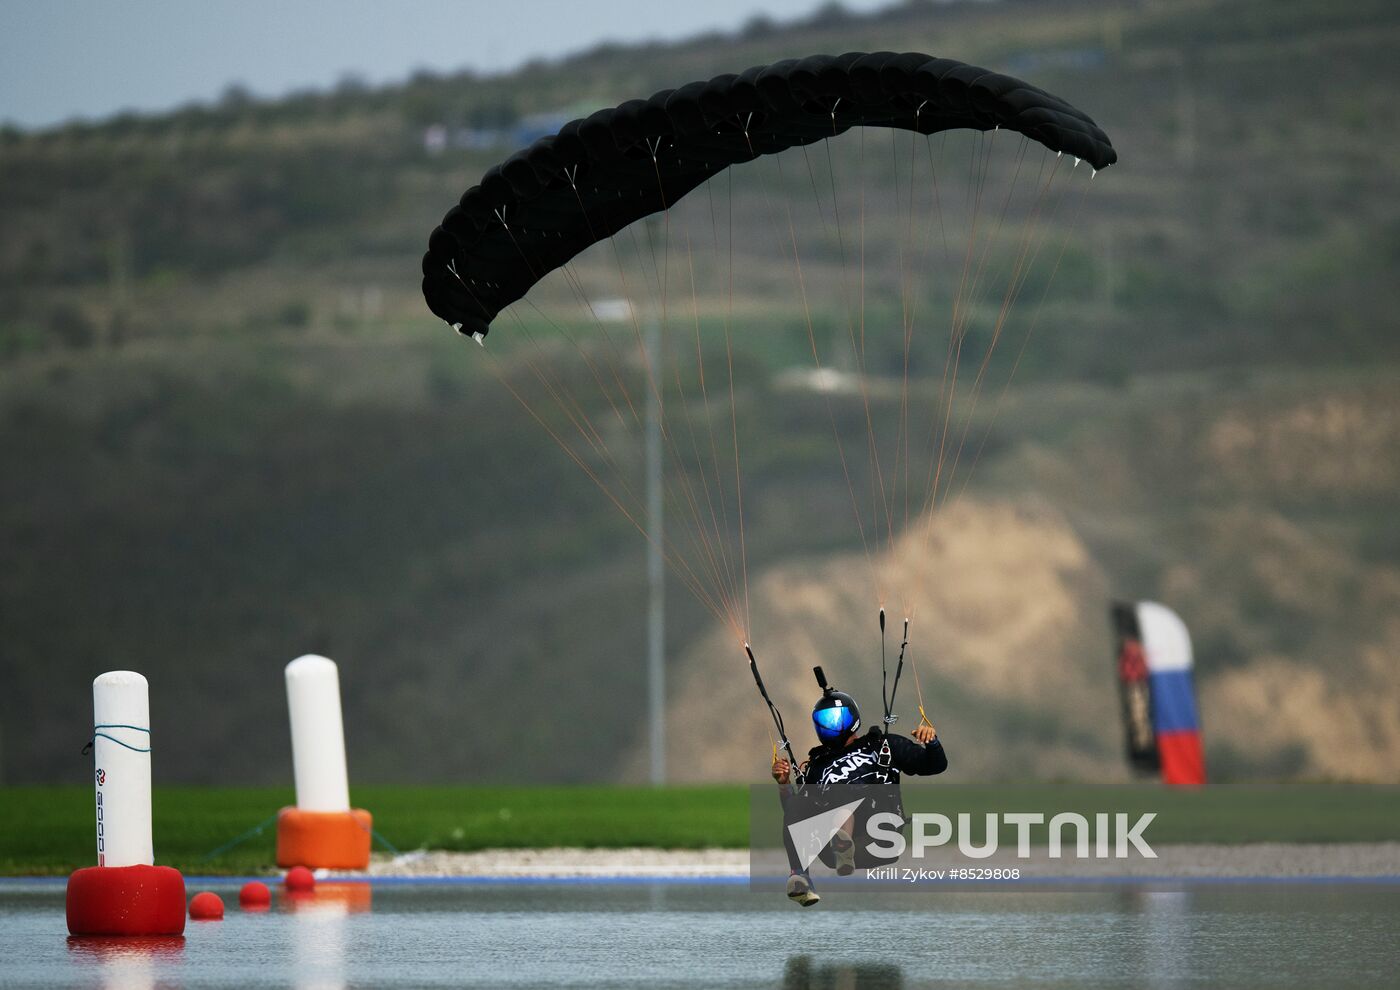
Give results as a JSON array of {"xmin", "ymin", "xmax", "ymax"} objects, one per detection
[{"xmin": 2, "ymin": 784, "xmax": 1396, "ymax": 876}]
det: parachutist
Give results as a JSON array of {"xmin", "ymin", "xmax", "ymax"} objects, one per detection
[
  {"xmin": 415, "ymin": 56, "xmax": 1110, "ymax": 900},
  {"xmin": 772, "ymin": 669, "xmax": 946, "ymax": 904}
]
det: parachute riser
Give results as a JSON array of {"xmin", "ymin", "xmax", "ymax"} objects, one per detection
[
  {"xmin": 746, "ymin": 643, "xmax": 804, "ymax": 792},
  {"xmin": 877, "ymin": 614, "xmax": 911, "ymax": 766}
]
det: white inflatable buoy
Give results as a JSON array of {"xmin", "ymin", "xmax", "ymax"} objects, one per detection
[
  {"xmin": 276, "ymin": 656, "xmax": 373, "ymax": 869},
  {"xmin": 286, "ymin": 655, "xmax": 352, "ymax": 813},
  {"xmin": 92, "ymin": 670, "xmax": 154, "ymax": 867},
  {"xmin": 66, "ymin": 671, "xmax": 186, "ymax": 936}
]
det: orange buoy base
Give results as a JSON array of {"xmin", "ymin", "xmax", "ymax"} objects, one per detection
[
  {"xmin": 275, "ymin": 807, "xmax": 372, "ymax": 870},
  {"xmin": 66, "ymin": 864, "xmax": 186, "ymax": 936}
]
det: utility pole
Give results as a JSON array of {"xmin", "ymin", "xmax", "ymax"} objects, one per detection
[{"xmin": 644, "ymin": 312, "xmax": 666, "ymax": 785}]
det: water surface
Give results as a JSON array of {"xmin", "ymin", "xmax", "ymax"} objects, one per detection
[{"xmin": 2, "ymin": 879, "xmax": 1396, "ymax": 988}]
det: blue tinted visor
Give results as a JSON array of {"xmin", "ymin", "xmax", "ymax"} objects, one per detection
[{"xmin": 814, "ymin": 704, "xmax": 856, "ymax": 741}]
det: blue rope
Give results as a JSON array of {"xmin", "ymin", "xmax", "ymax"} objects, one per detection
[
  {"xmin": 370, "ymin": 827, "xmax": 401, "ymax": 855},
  {"xmin": 91, "ymin": 733, "xmax": 151, "ymax": 753},
  {"xmin": 197, "ymin": 813, "xmax": 280, "ymax": 863},
  {"xmin": 84, "ymin": 724, "xmax": 152, "ymax": 754},
  {"xmin": 195, "ymin": 813, "xmax": 401, "ymax": 863}
]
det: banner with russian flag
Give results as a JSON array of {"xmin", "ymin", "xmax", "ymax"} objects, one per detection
[{"xmin": 1110, "ymin": 600, "xmax": 1206, "ymax": 786}]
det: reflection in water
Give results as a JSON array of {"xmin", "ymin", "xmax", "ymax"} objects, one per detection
[
  {"xmin": 287, "ymin": 883, "xmax": 371, "ymax": 990},
  {"xmin": 784, "ymin": 954, "xmax": 904, "ymax": 990},
  {"xmin": 66, "ymin": 935, "xmax": 184, "ymax": 990},
  {"xmin": 1141, "ymin": 889, "xmax": 1194, "ymax": 990},
  {"xmin": 284, "ymin": 882, "xmax": 372, "ymax": 915}
]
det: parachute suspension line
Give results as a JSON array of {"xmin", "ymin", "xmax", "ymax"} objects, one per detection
[
  {"xmin": 494, "ymin": 193, "xmax": 658, "ymax": 462},
  {"xmin": 441, "ymin": 252, "xmax": 498, "ymax": 329},
  {"xmin": 582, "ymin": 175, "xmax": 748, "ymax": 637},
  {"xmin": 769, "ymin": 147, "xmax": 881, "ymax": 600},
  {"xmin": 894, "ymin": 130, "xmax": 951, "ymax": 573},
  {"xmin": 934, "ymin": 147, "xmax": 1070, "ymax": 521},
  {"xmin": 920, "ymin": 135, "xmax": 1063, "ymax": 540},
  {"xmin": 923, "ymin": 129, "xmax": 993, "ymax": 543},
  {"xmin": 858, "ymin": 129, "xmax": 898, "ymax": 565},
  {"xmin": 720, "ymin": 167, "xmax": 750, "ymax": 635},
  {"xmin": 937, "ymin": 128, "xmax": 1000, "ymax": 431},
  {"xmin": 678, "ymin": 178, "xmax": 756, "ymax": 636},
  {"xmin": 500, "ymin": 311, "xmax": 652, "ymax": 535},
  {"xmin": 640, "ymin": 170, "xmax": 743, "ymax": 631},
  {"xmin": 927, "ymin": 136, "xmax": 1041, "ymax": 514},
  {"xmin": 891, "ymin": 124, "xmax": 932, "ymax": 618},
  {"xmin": 747, "ymin": 642, "xmax": 803, "ymax": 791},
  {"xmin": 894, "ymin": 128, "xmax": 916, "ymax": 586},
  {"xmin": 725, "ymin": 259, "xmax": 751, "ymax": 636},
  {"xmin": 559, "ymin": 176, "xmax": 654, "ymax": 413},
  {"xmin": 819, "ymin": 134, "xmax": 892, "ymax": 602},
  {"xmin": 676, "ymin": 222, "xmax": 742, "ymax": 613},
  {"xmin": 668, "ymin": 230, "xmax": 745, "ymax": 628},
  {"xmin": 699, "ymin": 178, "xmax": 743, "ymax": 616},
  {"xmin": 799, "ymin": 145, "xmax": 833, "ymax": 242},
  {"xmin": 448, "ymin": 263, "xmax": 683, "ymax": 585},
  {"xmin": 480, "ymin": 344, "xmax": 730, "ymax": 626},
  {"xmin": 556, "ymin": 262, "xmax": 644, "ymax": 429},
  {"xmin": 519, "ymin": 290, "xmax": 634, "ymax": 441},
  {"xmin": 938, "ymin": 144, "xmax": 1066, "ymax": 512},
  {"xmin": 501, "ymin": 308, "xmax": 680, "ymax": 575},
  {"xmin": 883, "ymin": 129, "xmax": 952, "ymax": 622},
  {"xmin": 649, "ymin": 159, "xmax": 750, "ymax": 638},
  {"xmin": 933, "ymin": 132, "xmax": 989, "ymax": 504},
  {"xmin": 906, "ymin": 628, "xmax": 935, "ymax": 733},
  {"xmin": 856, "ymin": 131, "xmax": 897, "ymax": 566},
  {"xmin": 510, "ymin": 177, "xmax": 750, "ymax": 638},
  {"xmin": 956, "ymin": 173, "xmax": 1094, "ymax": 505},
  {"xmin": 503, "ymin": 311, "xmax": 624, "ymax": 475},
  {"xmin": 928, "ymin": 132, "xmax": 952, "ymax": 264}
]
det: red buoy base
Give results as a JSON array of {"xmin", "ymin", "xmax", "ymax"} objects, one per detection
[
  {"xmin": 67, "ymin": 865, "xmax": 187, "ymax": 936},
  {"xmin": 275, "ymin": 807, "xmax": 372, "ymax": 870}
]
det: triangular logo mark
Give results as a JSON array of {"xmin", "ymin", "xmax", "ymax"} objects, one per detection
[{"xmin": 786, "ymin": 797, "xmax": 865, "ymax": 872}]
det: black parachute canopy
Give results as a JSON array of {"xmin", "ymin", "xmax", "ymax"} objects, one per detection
[{"xmin": 422, "ymin": 51, "xmax": 1117, "ymax": 337}]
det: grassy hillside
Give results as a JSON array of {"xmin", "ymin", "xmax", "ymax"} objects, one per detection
[{"xmin": 1, "ymin": 0, "xmax": 1398, "ymax": 785}]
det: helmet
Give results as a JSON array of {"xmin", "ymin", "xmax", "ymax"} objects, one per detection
[{"xmin": 812, "ymin": 667, "xmax": 862, "ymax": 744}]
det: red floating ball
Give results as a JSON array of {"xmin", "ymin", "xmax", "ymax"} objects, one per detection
[
  {"xmin": 284, "ymin": 866, "xmax": 316, "ymax": 892},
  {"xmin": 188, "ymin": 891, "xmax": 224, "ymax": 920},
  {"xmin": 238, "ymin": 881, "xmax": 272, "ymax": 908}
]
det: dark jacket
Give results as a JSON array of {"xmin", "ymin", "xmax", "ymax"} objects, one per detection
[{"xmin": 804, "ymin": 727, "xmax": 947, "ymax": 790}]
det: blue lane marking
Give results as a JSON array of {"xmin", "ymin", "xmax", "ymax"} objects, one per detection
[{"xmin": 3, "ymin": 874, "xmax": 1398, "ymax": 888}]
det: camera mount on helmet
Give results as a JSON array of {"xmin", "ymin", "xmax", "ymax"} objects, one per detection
[{"xmin": 811, "ymin": 666, "xmax": 861, "ymax": 745}]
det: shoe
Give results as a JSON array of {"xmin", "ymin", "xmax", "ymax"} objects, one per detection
[
  {"xmin": 786, "ymin": 873, "xmax": 820, "ymax": 906},
  {"xmin": 832, "ymin": 829, "xmax": 856, "ymax": 876}
]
